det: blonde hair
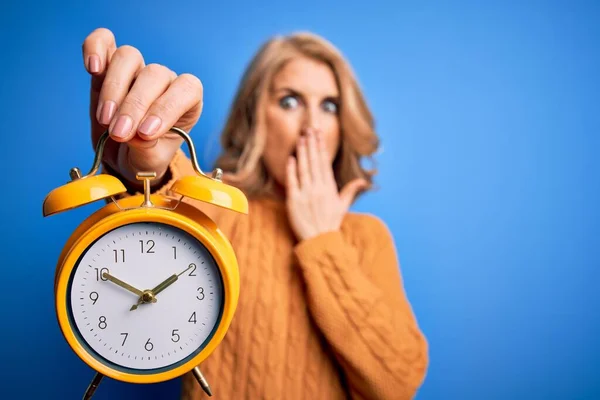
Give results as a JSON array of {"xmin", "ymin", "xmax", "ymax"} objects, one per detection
[{"xmin": 215, "ymin": 32, "xmax": 380, "ymax": 200}]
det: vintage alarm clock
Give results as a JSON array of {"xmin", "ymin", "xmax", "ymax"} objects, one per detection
[{"xmin": 42, "ymin": 127, "xmax": 247, "ymax": 399}]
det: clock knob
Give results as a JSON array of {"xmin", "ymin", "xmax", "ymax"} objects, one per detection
[
  {"xmin": 136, "ymin": 171, "xmax": 157, "ymax": 207},
  {"xmin": 69, "ymin": 167, "xmax": 82, "ymax": 180},
  {"xmin": 212, "ymin": 168, "xmax": 223, "ymax": 181}
]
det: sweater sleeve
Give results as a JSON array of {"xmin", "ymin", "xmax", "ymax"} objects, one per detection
[{"xmin": 293, "ymin": 215, "xmax": 429, "ymax": 400}]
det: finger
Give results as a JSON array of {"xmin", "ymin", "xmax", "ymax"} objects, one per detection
[
  {"xmin": 297, "ymin": 136, "xmax": 311, "ymax": 189},
  {"xmin": 96, "ymin": 45, "xmax": 145, "ymax": 133},
  {"xmin": 317, "ymin": 130, "xmax": 336, "ymax": 186},
  {"xmin": 135, "ymin": 73, "xmax": 204, "ymax": 141},
  {"xmin": 108, "ymin": 63, "xmax": 176, "ymax": 141},
  {"xmin": 86, "ymin": 29, "xmax": 118, "ymax": 151},
  {"xmin": 286, "ymin": 156, "xmax": 299, "ymax": 197},
  {"xmin": 339, "ymin": 178, "xmax": 369, "ymax": 211},
  {"xmin": 82, "ymin": 27, "xmax": 117, "ymax": 75},
  {"xmin": 306, "ymin": 130, "xmax": 322, "ymax": 183}
]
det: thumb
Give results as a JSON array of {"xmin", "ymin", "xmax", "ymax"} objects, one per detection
[{"xmin": 339, "ymin": 178, "xmax": 369, "ymax": 211}]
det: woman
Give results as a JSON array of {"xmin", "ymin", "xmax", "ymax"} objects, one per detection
[{"xmin": 83, "ymin": 27, "xmax": 428, "ymax": 399}]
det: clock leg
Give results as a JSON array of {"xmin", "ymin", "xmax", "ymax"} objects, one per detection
[
  {"xmin": 192, "ymin": 366, "xmax": 213, "ymax": 397},
  {"xmin": 82, "ymin": 372, "xmax": 104, "ymax": 400}
]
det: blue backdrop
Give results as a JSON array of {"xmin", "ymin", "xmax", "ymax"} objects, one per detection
[{"xmin": 1, "ymin": 1, "xmax": 598, "ymax": 399}]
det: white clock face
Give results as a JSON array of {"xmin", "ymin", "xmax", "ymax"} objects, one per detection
[{"xmin": 68, "ymin": 222, "xmax": 224, "ymax": 371}]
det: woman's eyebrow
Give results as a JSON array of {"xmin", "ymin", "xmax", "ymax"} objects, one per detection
[
  {"xmin": 273, "ymin": 87, "xmax": 339, "ymax": 100},
  {"xmin": 272, "ymin": 87, "xmax": 302, "ymax": 96}
]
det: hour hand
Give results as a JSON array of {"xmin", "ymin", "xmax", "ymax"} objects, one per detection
[{"xmin": 102, "ymin": 272, "xmax": 144, "ymax": 298}]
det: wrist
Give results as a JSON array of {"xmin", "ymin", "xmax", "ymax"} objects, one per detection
[{"xmin": 298, "ymin": 227, "xmax": 340, "ymax": 242}]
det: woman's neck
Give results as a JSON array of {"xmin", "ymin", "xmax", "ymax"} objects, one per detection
[{"xmin": 270, "ymin": 181, "xmax": 287, "ymax": 202}]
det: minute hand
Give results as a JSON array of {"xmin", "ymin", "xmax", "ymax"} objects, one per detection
[
  {"xmin": 129, "ymin": 274, "xmax": 177, "ymax": 312},
  {"xmin": 151, "ymin": 274, "xmax": 178, "ymax": 296},
  {"xmin": 151, "ymin": 264, "xmax": 195, "ymax": 296}
]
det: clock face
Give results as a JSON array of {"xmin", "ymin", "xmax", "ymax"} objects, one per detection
[{"xmin": 67, "ymin": 222, "xmax": 224, "ymax": 372}]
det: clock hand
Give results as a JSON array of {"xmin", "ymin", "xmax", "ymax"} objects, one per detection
[
  {"xmin": 151, "ymin": 274, "xmax": 178, "ymax": 296},
  {"xmin": 130, "ymin": 294, "xmax": 152, "ymax": 311},
  {"xmin": 130, "ymin": 264, "xmax": 195, "ymax": 311},
  {"xmin": 151, "ymin": 263, "xmax": 195, "ymax": 296},
  {"xmin": 177, "ymin": 263, "xmax": 196, "ymax": 277},
  {"xmin": 129, "ymin": 280, "xmax": 172, "ymax": 312},
  {"xmin": 102, "ymin": 272, "xmax": 145, "ymax": 298}
]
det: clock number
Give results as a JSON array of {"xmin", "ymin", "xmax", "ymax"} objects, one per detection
[
  {"xmin": 145, "ymin": 338, "xmax": 154, "ymax": 352},
  {"xmin": 171, "ymin": 329, "xmax": 180, "ymax": 343},
  {"xmin": 98, "ymin": 316, "xmax": 107, "ymax": 330},
  {"xmin": 95, "ymin": 268, "xmax": 109, "ymax": 281},
  {"xmin": 188, "ymin": 263, "xmax": 197, "ymax": 276},
  {"xmin": 89, "ymin": 291, "xmax": 99, "ymax": 305},
  {"xmin": 120, "ymin": 332, "xmax": 128, "ymax": 346},
  {"xmin": 113, "ymin": 249, "xmax": 125, "ymax": 263},
  {"xmin": 172, "ymin": 246, "xmax": 177, "ymax": 259},
  {"xmin": 188, "ymin": 312, "xmax": 197, "ymax": 324},
  {"xmin": 139, "ymin": 240, "xmax": 155, "ymax": 254},
  {"xmin": 196, "ymin": 287, "xmax": 205, "ymax": 300}
]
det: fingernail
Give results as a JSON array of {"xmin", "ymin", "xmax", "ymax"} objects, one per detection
[
  {"xmin": 138, "ymin": 116, "xmax": 162, "ymax": 137},
  {"xmin": 111, "ymin": 115, "xmax": 133, "ymax": 138},
  {"xmin": 88, "ymin": 55, "xmax": 100, "ymax": 73},
  {"xmin": 99, "ymin": 101, "xmax": 116, "ymax": 126}
]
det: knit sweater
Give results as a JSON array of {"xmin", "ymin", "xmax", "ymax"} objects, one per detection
[{"xmin": 139, "ymin": 149, "xmax": 428, "ymax": 399}]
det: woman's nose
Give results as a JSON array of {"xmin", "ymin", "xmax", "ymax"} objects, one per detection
[
  {"xmin": 300, "ymin": 107, "xmax": 322, "ymax": 137},
  {"xmin": 300, "ymin": 126, "xmax": 321, "ymax": 137}
]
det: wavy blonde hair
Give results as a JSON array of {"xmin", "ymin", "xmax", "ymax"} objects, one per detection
[{"xmin": 215, "ymin": 32, "xmax": 380, "ymax": 201}]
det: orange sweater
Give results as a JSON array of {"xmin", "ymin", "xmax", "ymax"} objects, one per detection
[{"xmin": 145, "ymin": 150, "xmax": 429, "ymax": 399}]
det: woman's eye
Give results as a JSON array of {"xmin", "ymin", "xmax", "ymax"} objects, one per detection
[
  {"xmin": 322, "ymin": 100, "xmax": 338, "ymax": 114},
  {"xmin": 279, "ymin": 95, "xmax": 299, "ymax": 110}
]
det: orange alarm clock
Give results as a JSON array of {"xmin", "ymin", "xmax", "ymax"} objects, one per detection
[{"xmin": 43, "ymin": 127, "xmax": 247, "ymax": 399}]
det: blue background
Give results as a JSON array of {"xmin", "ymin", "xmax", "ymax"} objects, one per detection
[{"xmin": 1, "ymin": 1, "xmax": 598, "ymax": 399}]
